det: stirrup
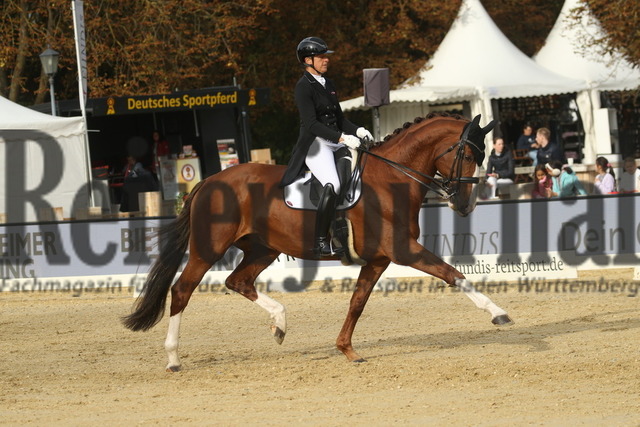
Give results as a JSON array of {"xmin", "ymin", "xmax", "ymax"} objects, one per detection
[
  {"xmin": 313, "ymin": 237, "xmax": 343, "ymax": 258},
  {"xmin": 313, "ymin": 237, "xmax": 334, "ymax": 258}
]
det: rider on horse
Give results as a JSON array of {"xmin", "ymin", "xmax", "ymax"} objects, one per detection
[{"xmin": 280, "ymin": 37, "xmax": 373, "ymax": 258}]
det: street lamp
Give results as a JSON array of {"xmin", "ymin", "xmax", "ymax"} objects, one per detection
[{"xmin": 39, "ymin": 47, "xmax": 60, "ymax": 116}]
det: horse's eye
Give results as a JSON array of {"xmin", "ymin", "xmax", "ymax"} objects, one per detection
[{"xmin": 464, "ymin": 155, "xmax": 473, "ymax": 162}]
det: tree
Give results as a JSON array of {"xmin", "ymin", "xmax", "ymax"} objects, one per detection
[
  {"xmin": 0, "ymin": 0, "xmax": 68, "ymax": 103},
  {"xmin": 572, "ymin": 0, "xmax": 640, "ymax": 68},
  {"xmin": 0, "ymin": 0, "xmax": 276, "ymax": 103}
]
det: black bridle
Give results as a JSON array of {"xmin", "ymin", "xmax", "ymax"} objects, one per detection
[{"xmin": 357, "ymin": 135, "xmax": 483, "ymax": 200}]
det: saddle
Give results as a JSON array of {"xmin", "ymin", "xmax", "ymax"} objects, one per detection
[
  {"xmin": 282, "ymin": 147, "xmax": 366, "ymax": 266},
  {"xmin": 284, "ymin": 147, "xmax": 362, "ymax": 210}
]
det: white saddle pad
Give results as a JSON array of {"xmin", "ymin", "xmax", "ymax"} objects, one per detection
[{"xmin": 283, "ymin": 169, "xmax": 362, "ymax": 210}]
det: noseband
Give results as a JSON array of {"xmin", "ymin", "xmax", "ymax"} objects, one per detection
[{"xmin": 359, "ymin": 136, "xmax": 482, "ymax": 200}]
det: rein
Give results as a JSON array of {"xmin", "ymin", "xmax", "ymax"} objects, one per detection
[{"xmin": 357, "ymin": 137, "xmax": 481, "ymax": 200}]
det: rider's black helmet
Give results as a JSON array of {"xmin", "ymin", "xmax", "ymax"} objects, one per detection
[{"xmin": 296, "ymin": 37, "xmax": 334, "ymax": 63}]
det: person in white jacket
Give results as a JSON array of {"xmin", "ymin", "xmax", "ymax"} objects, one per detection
[{"xmin": 618, "ymin": 156, "xmax": 640, "ymax": 193}]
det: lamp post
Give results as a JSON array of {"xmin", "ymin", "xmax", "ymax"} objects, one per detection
[{"xmin": 39, "ymin": 47, "xmax": 60, "ymax": 116}]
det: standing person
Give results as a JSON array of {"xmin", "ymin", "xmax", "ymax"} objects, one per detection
[
  {"xmin": 536, "ymin": 127, "xmax": 564, "ymax": 166},
  {"xmin": 516, "ymin": 124, "xmax": 539, "ymax": 165},
  {"xmin": 618, "ymin": 156, "xmax": 640, "ymax": 192},
  {"xmin": 280, "ymin": 37, "xmax": 373, "ymax": 257},
  {"xmin": 531, "ymin": 164, "xmax": 552, "ymax": 199},
  {"xmin": 484, "ymin": 137, "xmax": 514, "ymax": 199},
  {"xmin": 151, "ymin": 130, "xmax": 170, "ymax": 176},
  {"xmin": 593, "ymin": 156, "xmax": 616, "ymax": 194}
]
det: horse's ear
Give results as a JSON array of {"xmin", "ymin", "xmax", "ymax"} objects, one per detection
[
  {"xmin": 482, "ymin": 119, "xmax": 497, "ymax": 136},
  {"xmin": 461, "ymin": 115, "xmax": 487, "ymax": 166}
]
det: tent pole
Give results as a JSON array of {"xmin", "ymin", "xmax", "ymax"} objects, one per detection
[{"xmin": 372, "ymin": 106, "xmax": 381, "ymax": 141}]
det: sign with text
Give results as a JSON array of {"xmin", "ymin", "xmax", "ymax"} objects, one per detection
[
  {"xmin": 89, "ymin": 88, "xmax": 270, "ymax": 116},
  {"xmin": 1, "ymin": 194, "xmax": 639, "ymax": 293}
]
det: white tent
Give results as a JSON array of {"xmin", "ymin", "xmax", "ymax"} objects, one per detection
[
  {"xmin": 341, "ymin": 0, "xmax": 586, "ymax": 159},
  {"xmin": 0, "ymin": 95, "xmax": 91, "ymax": 223},
  {"xmin": 533, "ymin": 0, "xmax": 640, "ymax": 163}
]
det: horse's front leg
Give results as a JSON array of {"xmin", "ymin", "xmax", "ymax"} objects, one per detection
[
  {"xmin": 336, "ymin": 259, "xmax": 391, "ymax": 362},
  {"xmin": 396, "ymin": 241, "xmax": 513, "ymax": 326}
]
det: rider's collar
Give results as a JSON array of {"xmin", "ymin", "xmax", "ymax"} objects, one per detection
[{"xmin": 308, "ymin": 72, "xmax": 326, "ymax": 88}]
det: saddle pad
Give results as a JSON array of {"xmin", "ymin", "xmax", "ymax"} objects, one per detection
[{"xmin": 283, "ymin": 170, "xmax": 362, "ymax": 210}]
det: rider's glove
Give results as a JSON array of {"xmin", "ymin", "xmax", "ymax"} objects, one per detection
[
  {"xmin": 356, "ymin": 127, "xmax": 373, "ymax": 142},
  {"xmin": 341, "ymin": 133, "xmax": 361, "ymax": 149}
]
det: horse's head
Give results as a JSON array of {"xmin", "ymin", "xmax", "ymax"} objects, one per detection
[{"xmin": 436, "ymin": 114, "xmax": 496, "ymax": 216}]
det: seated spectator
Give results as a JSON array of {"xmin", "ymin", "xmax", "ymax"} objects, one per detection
[
  {"xmin": 123, "ymin": 155, "xmax": 149, "ymax": 181},
  {"xmin": 593, "ymin": 156, "xmax": 616, "ymax": 195},
  {"xmin": 536, "ymin": 127, "xmax": 564, "ymax": 166},
  {"xmin": 516, "ymin": 124, "xmax": 539, "ymax": 166},
  {"xmin": 546, "ymin": 160, "xmax": 587, "ymax": 198},
  {"xmin": 531, "ymin": 164, "xmax": 552, "ymax": 199},
  {"xmin": 618, "ymin": 156, "xmax": 640, "ymax": 193},
  {"xmin": 121, "ymin": 155, "xmax": 158, "ymax": 212},
  {"xmin": 484, "ymin": 137, "xmax": 515, "ymax": 199}
]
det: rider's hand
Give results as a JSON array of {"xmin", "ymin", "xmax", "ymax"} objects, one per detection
[
  {"xmin": 356, "ymin": 127, "xmax": 373, "ymax": 142},
  {"xmin": 340, "ymin": 133, "xmax": 361, "ymax": 149}
]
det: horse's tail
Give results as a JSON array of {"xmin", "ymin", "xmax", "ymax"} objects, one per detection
[{"xmin": 122, "ymin": 180, "xmax": 205, "ymax": 332}]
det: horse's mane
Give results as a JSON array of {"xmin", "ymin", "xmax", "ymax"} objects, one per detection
[{"xmin": 367, "ymin": 112, "xmax": 466, "ymax": 148}]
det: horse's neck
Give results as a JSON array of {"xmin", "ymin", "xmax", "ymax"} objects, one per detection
[{"xmin": 376, "ymin": 132, "xmax": 438, "ymax": 176}]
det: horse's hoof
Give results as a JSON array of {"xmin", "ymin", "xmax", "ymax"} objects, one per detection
[
  {"xmin": 492, "ymin": 314, "xmax": 514, "ymax": 326},
  {"xmin": 352, "ymin": 358, "xmax": 366, "ymax": 363},
  {"xmin": 166, "ymin": 365, "xmax": 181, "ymax": 372},
  {"xmin": 273, "ymin": 326, "xmax": 286, "ymax": 345}
]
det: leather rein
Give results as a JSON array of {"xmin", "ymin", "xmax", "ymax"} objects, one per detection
[{"xmin": 357, "ymin": 136, "xmax": 483, "ymax": 200}]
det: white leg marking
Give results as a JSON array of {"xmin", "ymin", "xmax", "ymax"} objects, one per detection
[
  {"xmin": 455, "ymin": 278, "xmax": 508, "ymax": 319},
  {"xmin": 164, "ymin": 312, "xmax": 182, "ymax": 370},
  {"xmin": 254, "ymin": 291, "xmax": 287, "ymax": 342}
]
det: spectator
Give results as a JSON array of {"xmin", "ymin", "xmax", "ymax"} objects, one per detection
[
  {"xmin": 484, "ymin": 137, "xmax": 514, "ymax": 199},
  {"xmin": 120, "ymin": 155, "xmax": 158, "ymax": 212},
  {"xmin": 123, "ymin": 155, "xmax": 149, "ymax": 181},
  {"xmin": 593, "ymin": 156, "xmax": 616, "ymax": 194},
  {"xmin": 151, "ymin": 130, "xmax": 170, "ymax": 176},
  {"xmin": 536, "ymin": 127, "xmax": 564, "ymax": 166},
  {"xmin": 531, "ymin": 164, "xmax": 552, "ymax": 199},
  {"xmin": 516, "ymin": 124, "xmax": 538, "ymax": 165},
  {"xmin": 618, "ymin": 156, "xmax": 640, "ymax": 193},
  {"xmin": 546, "ymin": 160, "xmax": 587, "ymax": 198}
]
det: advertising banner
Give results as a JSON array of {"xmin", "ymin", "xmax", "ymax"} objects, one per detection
[{"xmin": 1, "ymin": 194, "xmax": 639, "ymax": 294}]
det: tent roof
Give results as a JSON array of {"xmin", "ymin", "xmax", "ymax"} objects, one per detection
[
  {"xmin": 533, "ymin": 0, "xmax": 640, "ymax": 91},
  {"xmin": 0, "ymin": 95, "xmax": 85, "ymax": 138},
  {"xmin": 342, "ymin": 0, "xmax": 586, "ymax": 111}
]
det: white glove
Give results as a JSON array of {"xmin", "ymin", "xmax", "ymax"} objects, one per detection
[
  {"xmin": 341, "ymin": 133, "xmax": 361, "ymax": 149},
  {"xmin": 356, "ymin": 127, "xmax": 373, "ymax": 142}
]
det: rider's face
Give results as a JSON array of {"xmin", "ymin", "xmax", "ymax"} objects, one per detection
[{"xmin": 306, "ymin": 54, "xmax": 329, "ymax": 75}]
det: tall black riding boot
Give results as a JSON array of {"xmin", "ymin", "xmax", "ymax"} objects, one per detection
[{"xmin": 313, "ymin": 183, "xmax": 337, "ymax": 258}]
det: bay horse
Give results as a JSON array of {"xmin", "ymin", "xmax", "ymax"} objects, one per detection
[{"xmin": 123, "ymin": 113, "xmax": 513, "ymax": 371}]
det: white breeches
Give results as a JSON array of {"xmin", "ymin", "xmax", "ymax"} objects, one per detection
[
  {"xmin": 305, "ymin": 137, "xmax": 342, "ymax": 194},
  {"xmin": 485, "ymin": 176, "xmax": 514, "ymax": 199}
]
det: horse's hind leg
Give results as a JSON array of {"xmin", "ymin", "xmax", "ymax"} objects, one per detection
[
  {"xmin": 225, "ymin": 242, "xmax": 286, "ymax": 344},
  {"xmin": 164, "ymin": 258, "xmax": 214, "ymax": 372}
]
